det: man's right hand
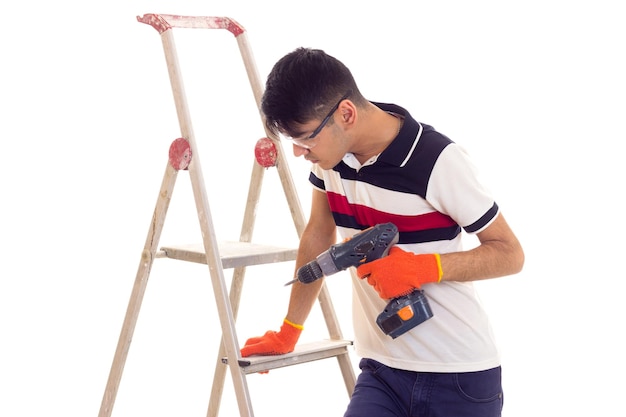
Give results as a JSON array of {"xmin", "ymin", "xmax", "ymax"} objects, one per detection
[{"xmin": 240, "ymin": 319, "xmax": 303, "ymax": 357}]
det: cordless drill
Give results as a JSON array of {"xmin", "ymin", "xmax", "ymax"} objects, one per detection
[{"xmin": 290, "ymin": 223, "xmax": 433, "ymax": 339}]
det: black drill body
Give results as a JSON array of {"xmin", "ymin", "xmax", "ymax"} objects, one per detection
[{"xmin": 296, "ymin": 223, "xmax": 433, "ymax": 338}]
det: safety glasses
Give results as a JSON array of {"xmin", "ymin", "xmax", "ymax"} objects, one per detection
[{"xmin": 287, "ymin": 90, "xmax": 352, "ymax": 149}]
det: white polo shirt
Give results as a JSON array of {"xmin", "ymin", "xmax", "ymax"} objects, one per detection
[{"xmin": 309, "ymin": 102, "xmax": 501, "ymax": 372}]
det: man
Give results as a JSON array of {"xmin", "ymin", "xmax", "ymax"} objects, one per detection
[{"xmin": 241, "ymin": 47, "xmax": 524, "ymax": 417}]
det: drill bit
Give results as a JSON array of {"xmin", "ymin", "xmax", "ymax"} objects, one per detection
[{"xmin": 284, "ymin": 278, "xmax": 298, "ymax": 286}]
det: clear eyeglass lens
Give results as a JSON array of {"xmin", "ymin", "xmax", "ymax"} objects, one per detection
[{"xmin": 286, "ymin": 135, "xmax": 316, "ymax": 149}]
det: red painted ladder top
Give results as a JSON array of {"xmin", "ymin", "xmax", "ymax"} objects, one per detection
[{"xmin": 137, "ymin": 13, "xmax": 245, "ymax": 36}]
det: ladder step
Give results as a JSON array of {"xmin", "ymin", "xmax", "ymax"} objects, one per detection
[
  {"xmin": 222, "ymin": 339, "xmax": 353, "ymax": 374},
  {"xmin": 158, "ymin": 241, "xmax": 297, "ymax": 268}
]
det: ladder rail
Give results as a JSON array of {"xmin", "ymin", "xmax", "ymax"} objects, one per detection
[
  {"xmin": 158, "ymin": 26, "xmax": 255, "ymax": 417},
  {"xmin": 232, "ymin": 22, "xmax": 356, "ymax": 395},
  {"xmin": 233, "ymin": 25, "xmax": 351, "ymax": 346},
  {"xmin": 208, "ymin": 158, "xmax": 261, "ymax": 416},
  {"xmin": 98, "ymin": 163, "xmax": 179, "ymax": 417}
]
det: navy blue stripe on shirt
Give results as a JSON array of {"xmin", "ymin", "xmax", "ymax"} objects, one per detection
[{"xmin": 464, "ymin": 202, "xmax": 499, "ymax": 233}]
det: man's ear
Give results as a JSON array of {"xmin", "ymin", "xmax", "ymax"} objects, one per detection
[{"xmin": 339, "ymin": 100, "xmax": 357, "ymax": 127}]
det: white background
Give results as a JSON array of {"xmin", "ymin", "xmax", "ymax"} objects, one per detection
[{"xmin": 1, "ymin": 1, "xmax": 625, "ymax": 416}]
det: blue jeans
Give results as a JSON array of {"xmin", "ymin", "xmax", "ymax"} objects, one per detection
[{"xmin": 344, "ymin": 359, "xmax": 503, "ymax": 417}]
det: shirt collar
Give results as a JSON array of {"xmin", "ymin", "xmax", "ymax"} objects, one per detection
[{"xmin": 349, "ymin": 102, "xmax": 422, "ymax": 168}]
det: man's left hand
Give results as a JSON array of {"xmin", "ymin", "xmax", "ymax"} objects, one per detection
[{"xmin": 356, "ymin": 247, "xmax": 442, "ymax": 299}]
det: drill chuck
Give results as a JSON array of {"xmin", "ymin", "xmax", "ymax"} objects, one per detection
[
  {"xmin": 297, "ymin": 251, "xmax": 340, "ymax": 284},
  {"xmin": 296, "ymin": 262, "xmax": 321, "ymax": 284}
]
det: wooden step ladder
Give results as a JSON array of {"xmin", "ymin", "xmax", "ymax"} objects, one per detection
[{"xmin": 97, "ymin": 13, "xmax": 355, "ymax": 417}]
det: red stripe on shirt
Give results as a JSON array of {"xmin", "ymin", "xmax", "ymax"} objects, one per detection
[{"xmin": 327, "ymin": 191, "xmax": 457, "ymax": 232}]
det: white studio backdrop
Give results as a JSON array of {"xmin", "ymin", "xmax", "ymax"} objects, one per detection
[{"xmin": 1, "ymin": 1, "xmax": 624, "ymax": 416}]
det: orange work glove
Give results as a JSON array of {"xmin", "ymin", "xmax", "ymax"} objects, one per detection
[
  {"xmin": 356, "ymin": 247, "xmax": 442, "ymax": 299},
  {"xmin": 240, "ymin": 319, "xmax": 303, "ymax": 357}
]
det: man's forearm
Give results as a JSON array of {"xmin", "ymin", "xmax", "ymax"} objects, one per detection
[
  {"xmin": 440, "ymin": 214, "xmax": 524, "ymax": 283},
  {"xmin": 285, "ymin": 222, "xmax": 337, "ymax": 325}
]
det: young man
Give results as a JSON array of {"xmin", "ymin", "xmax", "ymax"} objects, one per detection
[{"xmin": 241, "ymin": 47, "xmax": 524, "ymax": 417}]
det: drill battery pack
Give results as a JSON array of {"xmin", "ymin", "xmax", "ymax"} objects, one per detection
[{"xmin": 376, "ymin": 290, "xmax": 433, "ymax": 339}]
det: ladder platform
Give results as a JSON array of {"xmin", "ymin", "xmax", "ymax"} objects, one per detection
[
  {"xmin": 222, "ymin": 339, "xmax": 353, "ymax": 374},
  {"xmin": 158, "ymin": 241, "xmax": 297, "ymax": 269}
]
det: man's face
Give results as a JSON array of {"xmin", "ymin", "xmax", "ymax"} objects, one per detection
[
  {"xmin": 284, "ymin": 92, "xmax": 352, "ymax": 169},
  {"xmin": 288, "ymin": 116, "xmax": 350, "ymax": 170}
]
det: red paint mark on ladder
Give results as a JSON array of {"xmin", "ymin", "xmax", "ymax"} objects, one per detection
[
  {"xmin": 169, "ymin": 138, "xmax": 192, "ymax": 170},
  {"xmin": 254, "ymin": 137, "xmax": 278, "ymax": 168}
]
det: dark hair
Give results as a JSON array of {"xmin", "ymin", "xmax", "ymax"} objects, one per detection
[{"xmin": 261, "ymin": 47, "xmax": 365, "ymax": 136}]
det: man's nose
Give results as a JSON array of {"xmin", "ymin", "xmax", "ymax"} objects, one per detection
[{"xmin": 292, "ymin": 143, "xmax": 309, "ymax": 157}]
